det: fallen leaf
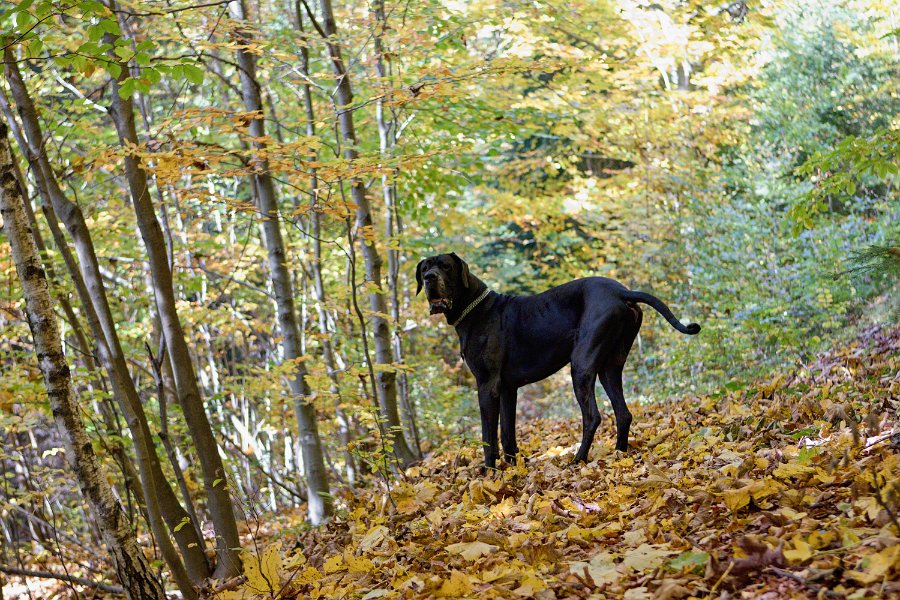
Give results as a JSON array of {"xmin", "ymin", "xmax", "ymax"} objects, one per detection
[
  {"xmin": 623, "ymin": 544, "xmax": 679, "ymax": 572},
  {"xmin": 446, "ymin": 540, "xmax": 499, "ymax": 561},
  {"xmin": 570, "ymin": 551, "xmax": 619, "ymax": 586},
  {"xmin": 437, "ymin": 570, "xmax": 474, "ymax": 596},
  {"xmin": 359, "ymin": 525, "xmax": 390, "ymax": 552}
]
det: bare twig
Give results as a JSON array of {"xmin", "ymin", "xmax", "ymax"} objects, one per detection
[{"xmin": 0, "ymin": 565, "xmax": 124, "ymax": 594}]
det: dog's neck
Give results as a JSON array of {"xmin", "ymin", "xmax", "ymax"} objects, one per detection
[{"xmin": 445, "ymin": 275, "xmax": 489, "ymax": 327}]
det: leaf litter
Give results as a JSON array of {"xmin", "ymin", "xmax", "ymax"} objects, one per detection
[{"xmin": 217, "ymin": 325, "xmax": 899, "ymax": 599}]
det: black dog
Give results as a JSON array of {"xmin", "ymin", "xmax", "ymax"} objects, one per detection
[{"xmin": 417, "ymin": 253, "xmax": 700, "ymax": 469}]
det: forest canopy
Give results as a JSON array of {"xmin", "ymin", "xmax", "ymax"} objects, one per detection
[{"xmin": 0, "ymin": 0, "xmax": 897, "ymax": 598}]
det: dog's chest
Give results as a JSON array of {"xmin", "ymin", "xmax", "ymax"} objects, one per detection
[{"xmin": 458, "ymin": 328, "xmax": 505, "ymax": 378}]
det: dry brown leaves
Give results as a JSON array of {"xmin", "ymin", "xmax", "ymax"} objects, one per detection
[{"xmin": 222, "ymin": 325, "xmax": 900, "ymax": 599}]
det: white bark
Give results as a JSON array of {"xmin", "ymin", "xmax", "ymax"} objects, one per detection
[{"xmin": 0, "ymin": 121, "xmax": 165, "ymax": 600}]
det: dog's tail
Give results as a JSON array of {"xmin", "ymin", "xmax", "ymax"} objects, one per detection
[{"xmin": 623, "ymin": 291, "xmax": 701, "ymax": 335}]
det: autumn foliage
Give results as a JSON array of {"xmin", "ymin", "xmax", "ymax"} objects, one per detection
[
  {"xmin": 212, "ymin": 324, "xmax": 899, "ymax": 599},
  {"xmin": 1, "ymin": 0, "xmax": 898, "ymax": 597}
]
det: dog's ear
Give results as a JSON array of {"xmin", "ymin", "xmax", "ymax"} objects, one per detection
[
  {"xmin": 450, "ymin": 252, "xmax": 470, "ymax": 289},
  {"xmin": 415, "ymin": 260, "xmax": 425, "ymax": 296}
]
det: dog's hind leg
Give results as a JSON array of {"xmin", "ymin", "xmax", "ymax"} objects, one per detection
[
  {"xmin": 599, "ymin": 309, "xmax": 642, "ymax": 452},
  {"xmin": 571, "ymin": 316, "xmax": 622, "ymax": 463},
  {"xmin": 571, "ymin": 366, "xmax": 602, "ymax": 463},
  {"xmin": 599, "ymin": 367, "xmax": 630, "ymax": 452}
]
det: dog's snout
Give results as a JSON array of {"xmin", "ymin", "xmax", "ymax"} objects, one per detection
[{"xmin": 424, "ymin": 271, "xmax": 438, "ymax": 282}]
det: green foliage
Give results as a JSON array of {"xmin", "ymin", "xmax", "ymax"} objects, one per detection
[{"xmin": 738, "ymin": 3, "xmax": 900, "ymax": 227}]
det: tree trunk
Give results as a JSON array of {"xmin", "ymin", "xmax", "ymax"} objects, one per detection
[
  {"xmin": 0, "ymin": 121, "xmax": 165, "ymax": 600},
  {"xmin": 371, "ymin": 0, "xmax": 421, "ymax": 459},
  {"xmin": 100, "ymin": 12, "xmax": 242, "ymax": 576},
  {"xmin": 294, "ymin": 1, "xmax": 356, "ymax": 487},
  {"xmin": 2, "ymin": 54, "xmax": 207, "ymax": 593},
  {"xmin": 316, "ymin": 0, "xmax": 417, "ymax": 467},
  {"xmin": 106, "ymin": 81, "xmax": 243, "ymax": 581},
  {"xmin": 229, "ymin": 0, "xmax": 332, "ymax": 524},
  {"xmin": 10, "ymin": 152, "xmax": 148, "ymax": 514}
]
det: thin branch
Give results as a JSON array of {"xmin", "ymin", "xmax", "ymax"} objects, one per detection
[
  {"xmin": 0, "ymin": 565, "xmax": 124, "ymax": 594},
  {"xmin": 111, "ymin": 0, "xmax": 232, "ymax": 17},
  {"xmin": 298, "ymin": 0, "xmax": 328, "ymax": 39}
]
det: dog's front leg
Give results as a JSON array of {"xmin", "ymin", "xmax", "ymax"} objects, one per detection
[
  {"xmin": 477, "ymin": 383, "xmax": 501, "ymax": 470},
  {"xmin": 499, "ymin": 387, "xmax": 519, "ymax": 464}
]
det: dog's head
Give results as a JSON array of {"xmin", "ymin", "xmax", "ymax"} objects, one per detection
[{"xmin": 415, "ymin": 253, "xmax": 472, "ymax": 315}]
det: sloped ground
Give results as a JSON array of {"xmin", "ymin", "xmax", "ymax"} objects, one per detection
[
  {"xmin": 4, "ymin": 326, "xmax": 897, "ymax": 598},
  {"xmin": 224, "ymin": 324, "xmax": 899, "ymax": 599}
]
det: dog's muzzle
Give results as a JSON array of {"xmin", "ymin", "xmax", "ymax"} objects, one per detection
[
  {"xmin": 428, "ymin": 297, "xmax": 452, "ymax": 314},
  {"xmin": 425, "ymin": 279, "xmax": 452, "ymax": 314}
]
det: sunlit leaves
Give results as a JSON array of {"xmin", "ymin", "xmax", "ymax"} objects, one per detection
[{"xmin": 217, "ymin": 325, "xmax": 899, "ymax": 599}]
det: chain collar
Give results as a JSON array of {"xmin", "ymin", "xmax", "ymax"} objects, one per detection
[{"xmin": 450, "ymin": 288, "xmax": 490, "ymax": 326}]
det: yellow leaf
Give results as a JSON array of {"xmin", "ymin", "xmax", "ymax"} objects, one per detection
[
  {"xmin": 564, "ymin": 525, "xmax": 596, "ymax": 543},
  {"xmin": 570, "ymin": 552, "xmax": 619, "ymax": 586},
  {"xmin": 724, "ymin": 478, "xmax": 780, "ymax": 512},
  {"xmin": 244, "ymin": 542, "xmax": 282, "ymax": 593},
  {"xmin": 437, "ymin": 570, "xmax": 473, "ymax": 597},
  {"xmin": 854, "ymin": 497, "xmax": 881, "ymax": 521},
  {"xmin": 772, "ymin": 461, "xmax": 815, "ymax": 479},
  {"xmin": 323, "ymin": 553, "xmax": 344, "ymax": 574},
  {"xmin": 723, "ymin": 486, "xmax": 751, "ymax": 512},
  {"xmin": 777, "ymin": 507, "xmax": 807, "ymax": 520},
  {"xmin": 813, "ymin": 468, "xmax": 836, "ymax": 484},
  {"xmin": 359, "ymin": 525, "xmax": 390, "ymax": 552},
  {"xmin": 491, "ymin": 496, "xmax": 515, "ymax": 518},
  {"xmin": 513, "ymin": 572, "xmax": 547, "ymax": 596},
  {"xmin": 294, "ymin": 567, "xmax": 322, "ymax": 585},
  {"xmin": 344, "ymin": 550, "xmax": 374, "ymax": 573},
  {"xmin": 623, "ymin": 528, "xmax": 645, "ymax": 545},
  {"xmin": 847, "ymin": 544, "xmax": 900, "ymax": 583},
  {"xmin": 866, "ymin": 545, "xmax": 900, "ymax": 579},
  {"xmin": 783, "ymin": 537, "xmax": 813, "ymax": 562},
  {"xmin": 446, "ymin": 540, "xmax": 498, "ymax": 561},
  {"xmin": 623, "ymin": 587, "xmax": 651, "ymax": 600},
  {"xmin": 397, "ymin": 575, "xmax": 425, "ymax": 591},
  {"xmin": 623, "ymin": 544, "xmax": 679, "ymax": 572},
  {"xmin": 417, "ymin": 481, "xmax": 439, "ymax": 503},
  {"xmin": 426, "ymin": 507, "xmax": 443, "ymax": 527},
  {"xmin": 482, "ymin": 478, "xmax": 502, "ymax": 494}
]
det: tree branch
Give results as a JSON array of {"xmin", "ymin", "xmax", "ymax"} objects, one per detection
[{"xmin": 0, "ymin": 565, "xmax": 124, "ymax": 594}]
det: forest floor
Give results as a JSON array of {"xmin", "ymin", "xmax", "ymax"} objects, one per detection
[
  {"xmin": 4, "ymin": 324, "xmax": 899, "ymax": 599},
  {"xmin": 226, "ymin": 323, "xmax": 900, "ymax": 600}
]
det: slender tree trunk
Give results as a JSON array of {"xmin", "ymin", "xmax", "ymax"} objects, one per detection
[
  {"xmin": 371, "ymin": 0, "xmax": 421, "ymax": 458},
  {"xmin": 10, "ymin": 155, "xmax": 148, "ymax": 512},
  {"xmin": 0, "ymin": 122, "xmax": 165, "ymax": 600},
  {"xmin": 2, "ymin": 56, "xmax": 206, "ymax": 593},
  {"xmin": 148, "ymin": 338, "xmax": 205, "ymax": 547},
  {"xmin": 316, "ymin": 0, "xmax": 416, "ymax": 467},
  {"xmin": 103, "ymin": 24, "xmax": 243, "ymax": 575},
  {"xmin": 295, "ymin": 2, "xmax": 356, "ymax": 487},
  {"xmin": 229, "ymin": 0, "xmax": 332, "ymax": 524}
]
